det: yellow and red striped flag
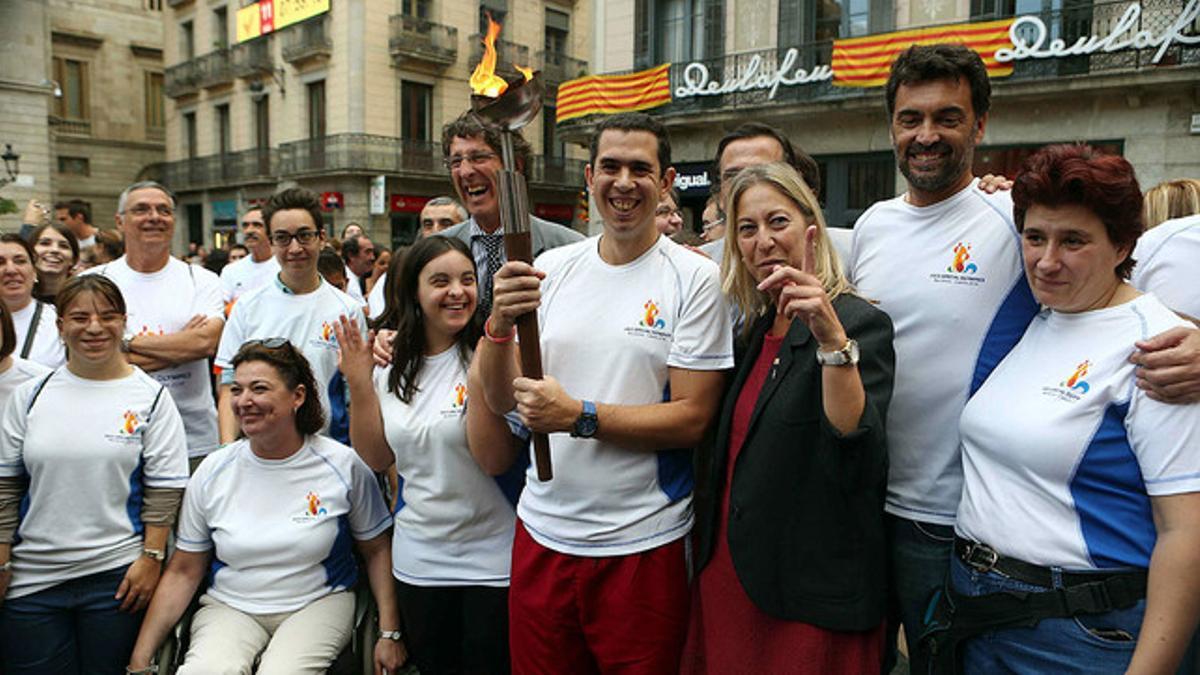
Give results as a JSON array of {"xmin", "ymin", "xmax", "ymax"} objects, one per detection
[
  {"xmin": 832, "ymin": 19, "xmax": 1016, "ymax": 88},
  {"xmin": 555, "ymin": 64, "xmax": 672, "ymax": 123}
]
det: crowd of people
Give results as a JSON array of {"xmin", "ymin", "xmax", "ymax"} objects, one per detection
[{"xmin": 0, "ymin": 43, "xmax": 1198, "ymax": 675}]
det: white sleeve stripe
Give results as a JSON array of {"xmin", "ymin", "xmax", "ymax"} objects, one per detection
[{"xmin": 352, "ymin": 514, "xmax": 392, "ymax": 539}]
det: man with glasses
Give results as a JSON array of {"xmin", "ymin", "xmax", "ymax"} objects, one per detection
[
  {"xmin": 218, "ymin": 207, "xmax": 279, "ymax": 309},
  {"xmin": 215, "ymin": 188, "xmax": 366, "ymax": 443},
  {"xmin": 84, "ymin": 180, "xmax": 225, "ymax": 470},
  {"xmin": 436, "ymin": 112, "xmax": 583, "ymax": 317}
]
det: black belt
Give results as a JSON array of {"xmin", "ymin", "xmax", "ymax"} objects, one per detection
[{"xmin": 954, "ymin": 537, "xmax": 1147, "ymax": 590}]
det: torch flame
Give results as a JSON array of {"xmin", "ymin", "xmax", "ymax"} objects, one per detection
[
  {"xmin": 470, "ymin": 13, "xmax": 509, "ymax": 98},
  {"xmin": 469, "ymin": 13, "xmax": 535, "ymax": 98}
]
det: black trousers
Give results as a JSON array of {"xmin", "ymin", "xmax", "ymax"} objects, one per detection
[{"xmin": 394, "ymin": 579, "xmax": 510, "ymax": 675}]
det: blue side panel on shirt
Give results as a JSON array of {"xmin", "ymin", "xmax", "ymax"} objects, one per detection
[
  {"xmin": 207, "ymin": 556, "xmax": 227, "ymax": 589},
  {"xmin": 12, "ymin": 491, "xmax": 30, "ymax": 545},
  {"xmin": 393, "ymin": 473, "xmax": 406, "ymax": 515},
  {"xmin": 1069, "ymin": 402, "xmax": 1156, "ymax": 569},
  {"xmin": 493, "ymin": 448, "xmax": 529, "ymax": 509},
  {"xmin": 656, "ymin": 382, "xmax": 693, "ymax": 502},
  {"xmin": 327, "ymin": 373, "xmax": 350, "ymax": 445},
  {"xmin": 126, "ymin": 457, "xmax": 145, "ymax": 536},
  {"xmin": 970, "ymin": 276, "xmax": 1039, "ymax": 396},
  {"xmin": 322, "ymin": 514, "xmax": 358, "ymax": 591}
]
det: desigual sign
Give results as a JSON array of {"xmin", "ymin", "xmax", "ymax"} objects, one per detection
[{"xmin": 673, "ymin": 0, "xmax": 1200, "ymax": 100}]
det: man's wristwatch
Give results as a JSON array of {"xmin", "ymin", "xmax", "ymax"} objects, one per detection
[
  {"xmin": 142, "ymin": 547, "xmax": 166, "ymax": 562},
  {"xmin": 570, "ymin": 400, "xmax": 598, "ymax": 438},
  {"xmin": 816, "ymin": 339, "xmax": 860, "ymax": 367},
  {"xmin": 125, "ymin": 666, "xmax": 158, "ymax": 674},
  {"xmin": 378, "ymin": 629, "xmax": 403, "ymax": 642},
  {"xmin": 0, "ymin": 560, "xmax": 12, "ymax": 573}
]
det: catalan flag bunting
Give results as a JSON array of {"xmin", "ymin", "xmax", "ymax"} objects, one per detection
[
  {"xmin": 555, "ymin": 64, "xmax": 672, "ymax": 123},
  {"xmin": 832, "ymin": 18, "xmax": 1016, "ymax": 88}
]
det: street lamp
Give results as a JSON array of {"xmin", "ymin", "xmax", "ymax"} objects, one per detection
[{"xmin": 0, "ymin": 145, "xmax": 19, "ymax": 188}]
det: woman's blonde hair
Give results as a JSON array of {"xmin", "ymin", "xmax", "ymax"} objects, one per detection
[
  {"xmin": 1143, "ymin": 178, "xmax": 1200, "ymax": 229},
  {"xmin": 720, "ymin": 162, "xmax": 852, "ymax": 332}
]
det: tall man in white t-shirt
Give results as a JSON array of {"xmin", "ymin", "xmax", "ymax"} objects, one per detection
[
  {"xmin": 85, "ymin": 181, "xmax": 225, "ymax": 465},
  {"xmin": 846, "ymin": 44, "xmax": 1200, "ymax": 656},
  {"xmin": 474, "ymin": 113, "xmax": 733, "ymax": 673},
  {"xmin": 218, "ymin": 208, "xmax": 279, "ymax": 309},
  {"xmin": 216, "ymin": 188, "xmax": 365, "ymax": 444}
]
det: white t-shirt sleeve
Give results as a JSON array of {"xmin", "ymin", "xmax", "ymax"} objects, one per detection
[
  {"xmin": 667, "ymin": 264, "xmax": 734, "ymax": 370},
  {"xmin": 141, "ymin": 387, "xmax": 191, "ymax": 488},
  {"xmin": 1130, "ymin": 387, "xmax": 1200, "ymax": 497},
  {"xmin": 176, "ymin": 468, "xmax": 212, "ymax": 551},
  {"xmin": 215, "ymin": 302, "xmax": 246, "ymax": 370},
  {"xmin": 347, "ymin": 455, "xmax": 391, "ymax": 540},
  {"xmin": 0, "ymin": 383, "xmax": 33, "ymax": 478},
  {"xmin": 192, "ymin": 269, "xmax": 227, "ymax": 321},
  {"xmin": 367, "ymin": 273, "xmax": 387, "ymax": 321}
]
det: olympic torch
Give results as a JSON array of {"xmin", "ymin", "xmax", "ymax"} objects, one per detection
[{"xmin": 469, "ymin": 16, "xmax": 552, "ymax": 481}]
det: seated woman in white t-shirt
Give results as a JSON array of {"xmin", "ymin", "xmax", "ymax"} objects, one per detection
[
  {"xmin": 337, "ymin": 235, "xmax": 523, "ymax": 675},
  {"xmin": 943, "ymin": 144, "xmax": 1200, "ymax": 674},
  {"xmin": 128, "ymin": 339, "xmax": 406, "ymax": 675},
  {"xmin": 0, "ymin": 275, "xmax": 190, "ymax": 673},
  {"xmin": 0, "ymin": 234, "xmax": 65, "ymax": 369}
]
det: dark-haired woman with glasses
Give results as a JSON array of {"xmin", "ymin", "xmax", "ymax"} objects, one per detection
[
  {"xmin": 128, "ymin": 338, "xmax": 405, "ymax": 674},
  {"xmin": 0, "ymin": 275, "xmax": 190, "ymax": 673},
  {"xmin": 337, "ymin": 235, "xmax": 522, "ymax": 675}
]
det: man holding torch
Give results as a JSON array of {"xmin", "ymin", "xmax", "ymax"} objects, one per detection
[{"xmin": 471, "ymin": 113, "xmax": 733, "ymax": 672}]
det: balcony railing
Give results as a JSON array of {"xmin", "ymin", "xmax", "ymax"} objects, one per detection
[
  {"xmin": 389, "ymin": 15, "xmax": 458, "ymax": 67},
  {"xmin": 530, "ymin": 155, "xmax": 586, "ymax": 189},
  {"xmin": 282, "ymin": 16, "xmax": 332, "ymax": 63},
  {"xmin": 538, "ymin": 51, "xmax": 587, "ymax": 86},
  {"xmin": 195, "ymin": 48, "xmax": 233, "ymax": 88},
  {"xmin": 166, "ymin": 0, "xmax": 192, "ymax": 7},
  {"xmin": 162, "ymin": 147, "xmax": 276, "ymax": 189},
  {"xmin": 48, "ymin": 116, "xmax": 92, "ymax": 136},
  {"xmin": 164, "ymin": 60, "xmax": 200, "ymax": 97},
  {"xmin": 469, "ymin": 35, "xmax": 530, "ymax": 73},
  {"xmin": 231, "ymin": 39, "xmax": 274, "ymax": 78},
  {"xmin": 277, "ymin": 135, "xmax": 441, "ymax": 175}
]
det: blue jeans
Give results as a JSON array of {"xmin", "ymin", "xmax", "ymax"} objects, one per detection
[
  {"xmin": 887, "ymin": 514, "xmax": 956, "ymax": 656},
  {"xmin": 950, "ymin": 556, "xmax": 1143, "ymax": 674},
  {"xmin": 1, "ymin": 566, "xmax": 143, "ymax": 674}
]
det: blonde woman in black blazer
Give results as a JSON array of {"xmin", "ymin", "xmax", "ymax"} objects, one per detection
[{"xmin": 683, "ymin": 162, "xmax": 895, "ymax": 675}]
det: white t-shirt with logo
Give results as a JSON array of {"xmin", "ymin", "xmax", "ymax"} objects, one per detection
[
  {"xmin": 376, "ymin": 347, "xmax": 516, "ymax": 586},
  {"xmin": 518, "ymin": 235, "xmax": 734, "ymax": 557},
  {"xmin": 0, "ymin": 367, "xmax": 190, "ymax": 599},
  {"xmin": 219, "ymin": 255, "xmax": 281, "ymax": 306},
  {"xmin": 367, "ymin": 272, "xmax": 387, "ymax": 321},
  {"xmin": 956, "ymin": 294, "xmax": 1200, "ymax": 570},
  {"xmin": 0, "ymin": 357, "xmax": 51, "ymax": 405},
  {"xmin": 176, "ymin": 436, "xmax": 391, "ymax": 614},
  {"xmin": 1131, "ymin": 214, "xmax": 1200, "ymax": 320},
  {"xmin": 86, "ymin": 257, "xmax": 225, "ymax": 458},
  {"xmin": 216, "ymin": 278, "xmax": 365, "ymax": 436},
  {"xmin": 847, "ymin": 180, "xmax": 1040, "ymax": 526},
  {"xmin": 11, "ymin": 301, "xmax": 65, "ymax": 369}
]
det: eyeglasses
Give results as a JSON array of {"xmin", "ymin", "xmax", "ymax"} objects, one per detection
[
  {"xmin": 655, "ymin": 206, "xmax": 683, "ymax": 219},
  {"xmin": 444, "ymin": 151, "xmax": 498, "ymax": 170},
  {"xmin": 702, "ymin": 217, "xmax": 725, "ymax": 232},
  {"xmin": 244, "ymin": 337, "xmax": 291, "ymax": 349},
  {"xmin": 270, "ymin": 229, "xmax": 319, "ymax": 247},
  {"xmin": 125, "ymin": 204, "xmax": 174, "ymax": 217}
]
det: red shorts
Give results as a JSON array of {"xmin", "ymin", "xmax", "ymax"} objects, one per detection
[{"xmin": 509, "ymin": 520, "xmax": 690, "ymax": 675}]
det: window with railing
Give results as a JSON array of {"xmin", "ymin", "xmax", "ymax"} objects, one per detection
[
  {"xmin": 215, "ymin": 103, "xmax": 230, "ymax": 155},
  {"xmin": 404, "ymin": 0, "xmax": 430, "ymax": 19},
  {"xmin": 635, "ymin": 0, "xmax": 723, "ymax": 68},
  {"xmin": 184, "ymin": 111, "xmax": 198, "ymax": 158},
  {"xmin": 401, "ymin": 81, "xmax": 433, "ymax": 141},
  {"xmin": 53, "ymin": 57, "xmax": 89, "ymax": 121},
  {"xmin": 213, "ymin": 6, "xmax": 229, "ymax": 49},
  {"xmin": 145, "ymin": 71, "xmax": 165, "ymax": 132},
  {"xmin": 778, "ymin": 0, "xmax": 891, "ymax": 65},
  {"xmin": 181, "ymin": 20, "xmax": 195, "ymax": 60}
]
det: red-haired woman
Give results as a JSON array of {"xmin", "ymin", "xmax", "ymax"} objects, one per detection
[{"xmin": 939, "ymin": 144, "xmax": 1200, "ymax": 673}]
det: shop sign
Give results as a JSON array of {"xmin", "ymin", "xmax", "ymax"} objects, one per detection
[
  {"xmin": 237, "ymin": 0, "xmax": 330, "ymax": 44},
  {"xmin": 673, "ymin": 163, "xmax": 714, "ymax": 194},
  {"xmin": 390, "ymin": 195, "xmax": 431, "ymax": 213},
  {"xmin": 995, "ymin": 0, "xmax": 1200, "ymax": 65},
  {"xmin": 673, "ymin": 0, "xmax": 1200, "ymax": 101},
  {"xmin": 321, "ymin": 192, "xmax": 344, "ymax": 211},
  {"xmin": 369, "ymin": 175, "xmax": 386, "ymax": 215}
]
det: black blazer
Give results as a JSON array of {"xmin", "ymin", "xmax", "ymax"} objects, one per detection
[{"xmin": 692, "ymin": 293, "xmax": 895, "ymax": 631}]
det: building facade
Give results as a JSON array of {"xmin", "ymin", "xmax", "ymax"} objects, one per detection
[
  {"xmin": 0, "ymin": 0, "xmax": 166, "ymax": 232},
  {"xmin": 160, "ymin": 0, "xmax": 592, "ymax": 251},
  {"xmin": 570, "ymin": 0, "xmax": 1200, "ymax": 231}
]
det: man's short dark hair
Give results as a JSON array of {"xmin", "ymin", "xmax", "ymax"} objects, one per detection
[
  {"xmin": 588, "ymin": 113, "xmax": 671, "ymax": 176},
  {"xmin": 54, "ymin": 200, "xmax": 91, "ymax": 224},
  {"xmin": 885, "ymin": 44, "xmax": 991, "ymax": 120},
  {"xmin": 713, "ymin": 122, "xmax": 821, "ymax": 197},
  {"xmin": 318, "ymin": 247, "xmax": 346, "ymax": 279},
  {"xmin": 341, "ymin": 234, "xmax": 369, "ymax": 264},
  {"xmin": 262, "ymin": 188, "xmax": 325, "ymax": 235},
  {"xmin": 441, "ymin": 112, "xmax": 532, "ymax": 176}
]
